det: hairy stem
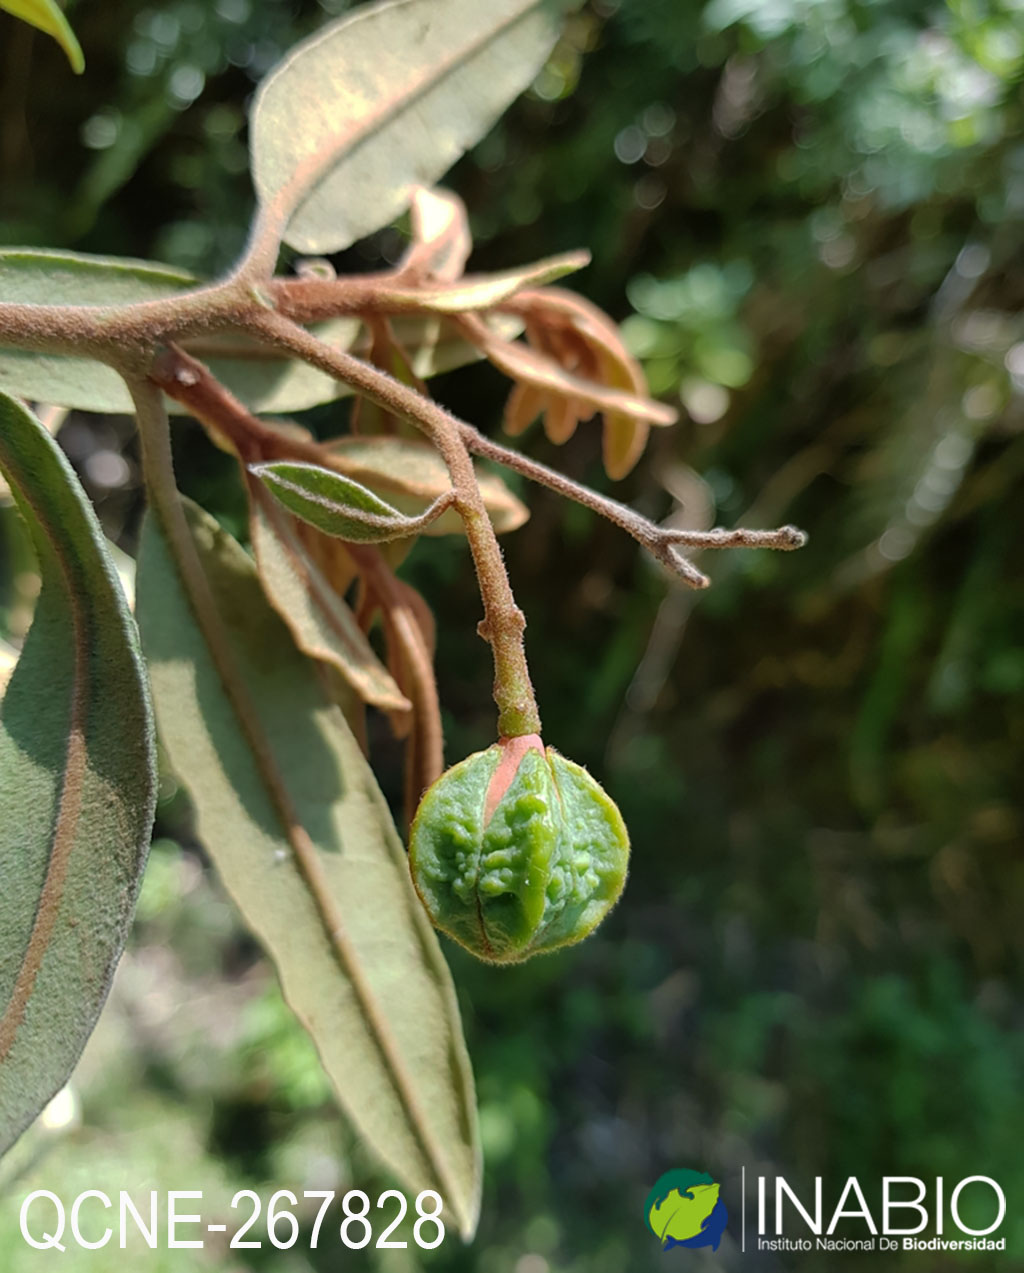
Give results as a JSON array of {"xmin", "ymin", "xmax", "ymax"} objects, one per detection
[
  {"xmin": 458, "ymin": 424, "xmax": 807, "ymax": 587},
  {"xmin": 236, "ymin": 313, "xmax": 541, "ymax": 739}
]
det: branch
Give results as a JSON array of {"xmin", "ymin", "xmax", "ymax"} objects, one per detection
[
  {"xmin": 457, "ymin": 424, "xmax": 807, "ymax": 588},
  {"xmin": 243, "ymin": 310, "xmax": 541, "ymax": 740}
]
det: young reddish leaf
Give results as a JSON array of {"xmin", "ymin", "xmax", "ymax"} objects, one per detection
[
  {"xmin": 376, "ymin": 252, "xmax": 590, "ymax": 314},
  {"xmin": 602, "ymin": 410, "xmax": 649, "ymax": 481},
  {"xmin": 543, "ymin": 395, "xmax": 579, "ymax": 445},
  {"xmin": 477, "ymin": 327, "xmax": 677, "ymax": 429},
  {"xmin": 348, "ymin": 551, "xmax": 444, "ymax": 821},
  {"xmin": 545, "ymin": 291, "xmax": 655, "ymax": 477},
  {"xmin": 503, "ymin": 382, "xmax": 547, "ymax": 437},
  {"xmin": 399, "ymin": 187, "xmax": 473, "ymax": 283},
  {"xmin": 486, "ymin": 287, "xmax": 675, "ymax": 477}
]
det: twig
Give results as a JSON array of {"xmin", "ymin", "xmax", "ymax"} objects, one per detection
[
  {"xmin": 245, "ymin": 310, "xmax": 542, "ymax": 740},
  {"xmin": 457, "ymin": 424, "xmax": 806, "ymax": 588}
]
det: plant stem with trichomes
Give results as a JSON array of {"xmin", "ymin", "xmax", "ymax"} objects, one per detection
[{"xmin": 248, "ymin": 310, "xmax": 542, "ymax": 740}]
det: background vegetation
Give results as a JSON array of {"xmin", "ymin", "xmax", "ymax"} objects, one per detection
[{"xmin": 1, "ymin": 0, "xmax": 1022, "ymax": 1268}]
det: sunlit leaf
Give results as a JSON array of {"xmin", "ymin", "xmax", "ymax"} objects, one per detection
[
  {"xmin": 376, "ymin": 251, "xmax": 589, "ymax": 314},
  {"xmin": 251, "ymin": 0, "xmax": 574, "ymax": 253},
  {"xmin": 135, "ymin": 499, "xmax": 480, "ymax": 1235},
  {"xmin": 0, "ymin": 0, "xmax": 84, "ymax": 73},
  {"xmin": 0, "ymin": 641, "xmax": 16, "ymax": 698},
  {"xmin": 0, "ymin": 392, "xmax": 156, "ymax": 1154},
  {"xmin": 399, "ymin": 186, "xmax": 473, "ymax": 283}
]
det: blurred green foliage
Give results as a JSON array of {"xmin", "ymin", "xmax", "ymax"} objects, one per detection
[{"xmin": 1, "ymin": 0, "xmax": 1023, "ymax": 1269}]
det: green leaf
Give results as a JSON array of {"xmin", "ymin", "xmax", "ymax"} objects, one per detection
[
  {"xmin": 252, "ymin": 460, "xmax": 453, "ymax": 542},
  {"xmin": 251, "ymin": 0, "xmax": 573, "ymax": 253},
  {"xmin": 326, "ymin": 435, "xmax": 528, "ymax": 536},
  {"xmin": 0, "ymin": 392, "xmax": 156, "ymax": 1155},
  {"xmin": 248, "ymin": 483, "xmax": 413, "ymax": 713},
  {"xmin": 0, "ymin": 0, "xmax": 84, "ymax": 73},
  {"xmin": 135, "ymin": 498, "xmax": 480, "ymax": 1237},
  {"xmin": 0, "ymin": 249, "xmax": 522, "ymax": 413}
]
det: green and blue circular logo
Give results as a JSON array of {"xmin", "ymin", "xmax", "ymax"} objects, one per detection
[{"xmin": 644, "ymin": 1169, "xmax": 728, "ymax": 1252}]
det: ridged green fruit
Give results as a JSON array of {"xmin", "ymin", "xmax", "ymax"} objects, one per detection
[{"xmin": 409, "ymin": 735, "xmax": 629, "ymax": 963}]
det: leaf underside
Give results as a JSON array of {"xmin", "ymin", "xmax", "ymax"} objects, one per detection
[
  {"xmin": 0, "ymin": 391, "xmax": 156, "ymax": 1155},
  {"xmin": 248, "ymin": 484, "xmax": 412, "ymax": 714},
  {"xmin": 135, "ymin": 498, "xmax": 480, "ymax": 1237},
  {"xmin": 251, "ymin": 0, "xmax": 572, "ymax": 253}
]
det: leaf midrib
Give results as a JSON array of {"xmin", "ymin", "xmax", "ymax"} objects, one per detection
[
  {"xmin": 264, "ymin": 0, "xmax": 548, "ymax": 232},
  {"xmin": 140, "ymin": 472, "xmax": 468, "ymax": 1227}
]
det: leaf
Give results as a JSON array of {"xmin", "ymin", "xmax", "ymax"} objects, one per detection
[
  {"xmin": 0, "ymin": 404, "xmax": 64, "ymax": 504},
  {"xmin": 135, "ymin": 499, "xmax": 480, "ymax": 1235},
  {"xmin": 478, "ymin": 329, "xmax": 677, "ymax": 430},
  {"xmin": 0, "ymin": 392, "xmax": 156, "ymax": 1155},
  {"xmin": 0, "ymin": 247, "xmax": 359, "ymax": 414},
  {"xmin": 251, "ymin": 0, "xmax": 574, "ymax": 253},
  {"xmin": 0, "ymin": 250, "xmax": 196, "ymax": 413},
  {"xmin": 247, "ymin": 482, "xmax": 412, "ymax": 714},
  {"xmin": 507, "ymin": 287, "xmax": 672, "ymax": 477},
  {"xmin": 0, "ymin": 639, "xmax": 19, "ymax": 701},
  {"xmin": 400, "ymin": 186, "xmax": 473, "ymax": 283},
  {"xmin": 543, "ymin": 393, "xmax": 579, "ymax": 444},
  {"xmin": 252, "ymin": 460, "xmax": 454, "ymax": 542},
  {"xmin": 587, "ymin": 333, "xmax": 652, "ymax": 481},
  {"xmin": 378, "ymin": 313, "xmax": 524, "ymax": 381},
  {"xmin": 325, "ymin": 435, "xmax": 529, "ymax": 536},
  {"xmin": 503, "ymin": 382, "xmax": 546, "ymax": 437},
  {"xmin": 0, "ymin": 0, "xmax": 84, "ymax": 73},
  {"xmin": 0, "ymin": 250, "xmax": 522, "ymax": 413},
  {"xmin": 376, "ymin": 252, "xmax": 590, "ymax": 314}
]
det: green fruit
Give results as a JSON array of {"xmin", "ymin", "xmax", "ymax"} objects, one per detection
[{"xmin": 408, "ymin": 735, "xmax": 629, "ymax": 963}]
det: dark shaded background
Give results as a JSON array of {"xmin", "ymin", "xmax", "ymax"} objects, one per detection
[{"xmin": 1, "ymin": 0, "xmax": 1022, "ymax": 1269}]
